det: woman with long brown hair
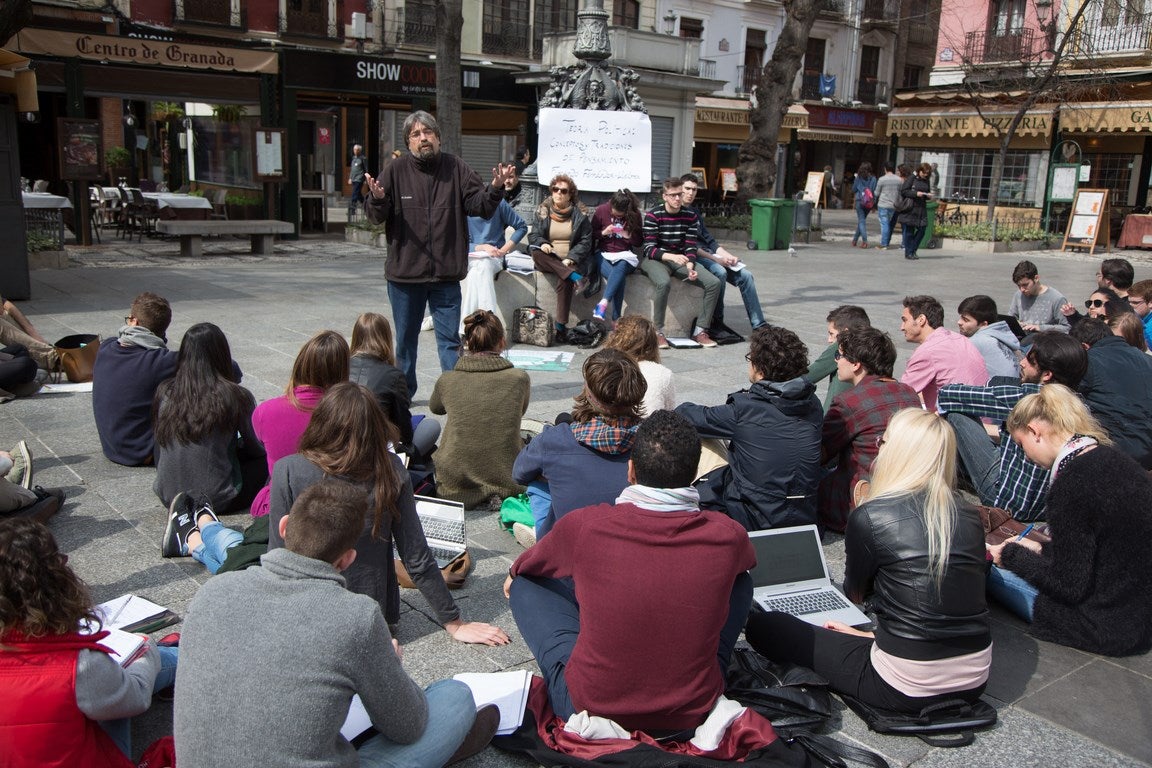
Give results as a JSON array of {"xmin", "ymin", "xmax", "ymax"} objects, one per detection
[
  {"xmin": 590, "ymin": 189, "xmax": 643, "ymax": 322},
  {"xmin": 0, "ymin": 518, "xmax": 177, "ymax": 764},
  {"xmin": 267, "ymin": 381, "xmax": 508, "ymax": 645},
  {"xmin": 529, "ymin": 173, "xmax": 594, "ymax": 341},
  {"xmin": 604, "ymin": 315, "xmax": 676, "ymax": 415},
  {"xmin": 249, "ymin": 330, "xmax": 349, "ymax": 517}
]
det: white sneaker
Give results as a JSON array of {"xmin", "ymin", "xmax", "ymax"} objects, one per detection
[
  {"xmin": 420, "ymin": 316, "xmax": 434, "ymax": 332},
  {"xmin": 512, "ymin": 522, "xmax": 537, "ymax": 549}
]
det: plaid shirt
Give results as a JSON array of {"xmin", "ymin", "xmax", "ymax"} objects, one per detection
[
  {"xmin": 937, "ymin": 381, "xmax": 1047, "ymax": 521},
  {"xmin": 571, "ymin": 415, "xmax": 640, "ymax": 454},
  {"xmin": 818, "ymin": 376, "xmax": 921, "ymax": 532}
]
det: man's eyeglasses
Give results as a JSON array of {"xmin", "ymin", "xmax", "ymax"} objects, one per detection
[
  {"xmin": 408, "ymin": 128, "xmax": 436, "ymax": 140},
  {"xmin": 834, "ymin": 351, "xmax": 846, "ymax": 360},
  {"xmin": 124, "ymin": 315, "xmax": 134, "ymax": 324},
  {"xmin": 744, "ymin": 353, "xmax": 752, "ymax": 362},
  {"xmin": 1085, "ymin": 298, "xmax": 1106, "ymax": 309},
  {"xmin": 875, "ymin": 435, "xmax": 887, "ymax": 448},
  {"xmin": 551, "ymin": 186, "xmax": 570, "ymax": 195},
  {"xmin": 664, "ymin": 191, "xmax": 683, "ymax": 198}
]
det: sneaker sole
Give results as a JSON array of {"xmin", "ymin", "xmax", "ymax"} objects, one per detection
[
  {"xmin": 15, "ymin": 439, "xmax": 32, "ymax": 490},
  {"xmin": 161, "ymin": 492, "xmax": 186, "ymax": 557},
  {"xmin": 512, "ymin": 522, "xmax": 537, "ymax": 549}
]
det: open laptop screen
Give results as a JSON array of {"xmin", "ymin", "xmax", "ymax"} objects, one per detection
[{"xmin": 748, "ymin": 529, "xmax": 827, "ymax": 588}]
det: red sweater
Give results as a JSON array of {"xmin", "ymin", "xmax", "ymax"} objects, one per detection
[
  {"xmin": 0, "ymin": 630, "xmax": 133, "ymax": 768},
  {"xmin": 510, "ymin": 502, "xmax": 755, "ymax": 731}
]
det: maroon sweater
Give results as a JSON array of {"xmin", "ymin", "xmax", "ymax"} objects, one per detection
[{"xmin": 510, "ymin": 502, "xmax": 755, "ymax": 730}]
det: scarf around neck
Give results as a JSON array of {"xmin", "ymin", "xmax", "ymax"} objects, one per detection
[
  {"xmin": 571, "ymin": 415, "xmax": 640, "ymax": 455},
  {"xmin": 1051, "ymin": 434, "xmax": 1098, "ymax": 483},
  {"xmin": 550, "ymin": 202, "xmax": 573, "ymax": 223},
  {"xmin": 118, "ymin": 324, "xmax": 167, "ymax": 349},
  {"xmin": 617, "ymin": 483, "xmax": 700, "ymax": 513}
]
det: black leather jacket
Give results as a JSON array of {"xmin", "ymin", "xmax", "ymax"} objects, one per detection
[{"xmin": 845, "ymin": 492, "xmax": 990, "ymax": 660}]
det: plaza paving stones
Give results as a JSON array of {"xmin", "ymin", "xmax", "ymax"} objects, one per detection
[{"xmin": 4, "ymin": 221, "xmax": 1149, "ymax": 766}]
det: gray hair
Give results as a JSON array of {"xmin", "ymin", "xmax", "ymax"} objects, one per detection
[
  {"xmin": 402, "ymin": 111, "xmax": 440, "ymax": 140},
  {"xmin": 353, "ymin": 143, "xmax": 362, "ymax": 151}
]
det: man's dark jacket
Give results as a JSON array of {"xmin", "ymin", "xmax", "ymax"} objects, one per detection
[
  {"xmin": 364, "ymin": 152, "xmax": 502, "ymax": 283},
  {"xmin": 677, "ymin": 377, "xmax": 823, "ymax": 531},
  {"xmin": 1080, "ymin": 335, "xmax": 1152, "ymax": 468}
]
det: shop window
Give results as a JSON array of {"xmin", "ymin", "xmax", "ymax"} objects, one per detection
[
  {"xmin": 484, "ymin": 0, "xmax": 530, "ymax": 55},
  {"xmin": 679, "ymin": 16, "xmax": 704, "ymax": 39},
  {"xmin": 402, "ymin": 0, "xmax": 438, "ymax": 46},
  {"xmin": 902, "ymin": 64, "xmax": 923, "ymax": 89},
  {"xmin": 901, "ymin": 148, "xmax": 1044, "ymax": 207},
  {"xmin": 1083, "ymin": 153, "xmax": 1134, "ymax": 205},
  {"xmin": 191, "ymin": 110, "xmax": 259, "ymax": 190},
  {"xmin": 614, "ymin": 0, "xmax": 640, "ymax": 29},
  {"xmin": 534, "ymin": 0, "xmax": 578, "ymax": 58}
]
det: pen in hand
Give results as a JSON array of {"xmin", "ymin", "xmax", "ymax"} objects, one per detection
[{"xmin": 1015, "ymin": 524, "xmax": 1035, "ymax": 542}]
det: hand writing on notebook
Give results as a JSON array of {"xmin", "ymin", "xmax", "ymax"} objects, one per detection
[
  {"xmin": 823, "ymin": 620, "xmax": 874, "ymax": 638},
  {"xmin": 445, "ymin": 618, "xmax": 510, "ymax": 646}
]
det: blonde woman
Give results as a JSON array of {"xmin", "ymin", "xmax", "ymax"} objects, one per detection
[
  {"xmin": 989, "ymin": 385, "xmax": 1152, "ymax": 656},
  {"xmin": 746, "ymin": 408, "xmax": 991, "ymax": 713},
  {"xmin": 603, "ymin": 315, "xmax": 675, "ymax": 415}
]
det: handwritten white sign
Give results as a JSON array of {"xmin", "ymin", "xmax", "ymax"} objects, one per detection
[{"xmin": 537, "ymin": 107, "xmax": 652, "ymax": 192}]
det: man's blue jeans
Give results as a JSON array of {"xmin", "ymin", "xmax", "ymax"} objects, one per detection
[
  {"xmin": 943, "ymin": 412, "xmax": 1002, "ymax": 506},
  {"xmin": 902, "ymin": 224, "xmax": 925, "ymax": 257},
  {"xmin": 987, "ymin": 564, "xmax": 1037, "ymax": 622},
  {"xmin": 877, "ymin": 207, "xmax": 895, "ymax": 247},
  {"xmin": 388, "ymin": 280, "xmax": 462, "ymax": 397},
  {"xmin": 357, "ymin": 679, "xmax": 478, "ymax": 768},
  {"xmin": 508, "ymin": 572, "xmax": 752, "ymax": 721},
  {"xmin": 599, "ymin": 256, "xmax": 635, "ymax": 321},
  {"xmin": 699, "ymin": 258, "xmax": 765, "ymax": 329},
  {"xmin": 191, "ymin": 522, "xmax": 244, "ymax": 574}
]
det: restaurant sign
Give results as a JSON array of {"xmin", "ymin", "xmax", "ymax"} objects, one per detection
[{"xmin": 13, "ymin": 29, "xmax": 278, "ymax": 74}]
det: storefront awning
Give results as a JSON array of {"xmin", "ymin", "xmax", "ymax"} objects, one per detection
[
  {"xmin": 1060, "ymin": 102, "xmax": 1152, "ymax": 133},
  {"xmin": 0, "ymin": 48, "xmax": 39, "ymax": 113},
  {"xmin": 797, "ymin": 128, "xmax": 888, "ymax": 144},
  {"xmin": 693, "ymin": 98, "xmax": 809, "ymax": 130},
  {"xmin": 888, "ymin": 105, "xmax": 1055, "ymax": 138},
  {"xmin": 13, "ymin": 29, "xmax": 278, "ymax": 74}
]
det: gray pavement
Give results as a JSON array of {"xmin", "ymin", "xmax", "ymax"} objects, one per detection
[{"xmin": 5, "ymin": 222, "xmax": 1151, "ymax": 767}]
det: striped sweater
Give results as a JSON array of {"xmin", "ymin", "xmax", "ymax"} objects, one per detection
[{"xmin": 642, "ymin": 205, "xmax": 699, "ymax": 261}]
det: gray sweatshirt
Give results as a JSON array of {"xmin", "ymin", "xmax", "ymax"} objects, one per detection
[
  {"xmin": 875, "ymin": 173, "xmax": 903, "ymax": 210},
  {"xmin": 1009, "ymin": 286, "xmax": 1070, "ymax": 332},
  {"xmin": 76, "ymin": 641, "xmax": 159, "ymax": 720},
  {"xmin": 969, "ymin": 321, "xmax": 1022, "ymax": 379},
  {"xmin": 174, "ymin": 548, "xmax": 428, "ymax": 768}
]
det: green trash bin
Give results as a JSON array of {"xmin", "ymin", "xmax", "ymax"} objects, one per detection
[
  {"xmin": 749, "ymin": 199, "xmax": 776, "ymax": 251},
  {"xmin": 774, "ymin": 199, "xmax": 796, "ymax": 249},
  {"xmin": 920, "ymin": 200, "xmax": 939, "ymax": 249},
  {"xmin": 749, "ymin": 199, "xmax": 795, "ymax": 250}
]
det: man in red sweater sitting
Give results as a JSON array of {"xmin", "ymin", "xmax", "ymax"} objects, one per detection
[{"xmin": 504, "ymin": 410, "xmax": 755, "ymax": 733}]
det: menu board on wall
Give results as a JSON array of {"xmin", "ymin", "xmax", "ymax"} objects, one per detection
[
  {"xmin": 1048, "ymin": 164, "xmax": 1078, "ymax": 203},
  {"xmin": 58, "ymin": 119, "xmax": 102, "ymax": 181},
  {"xmin": 254, "ymin": 129, "xmax": 285, "ymax": 179},
  {"xmin": 1062, "ymin": 188, "xmax": 1110, "ymax": 256}
]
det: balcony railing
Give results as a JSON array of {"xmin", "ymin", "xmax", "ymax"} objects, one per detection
[
  {"xmin": 856, "ymin": 78, "xmax": 889, "ymax": 106},
  {"xmin": 178, "ymin": 0, "xmax": 235, "ymax": 26},
  {"xmin": 285, "ymin": 0, "xmax": 331, "ymax": 38},
  {"xmin": 699, "ymin": 58, "xmax": 717, "ymax": 79},
  {"xmin": 800, "ymin": 73, "xmax": 823, "ymax": 100},
  {"xmin": 1069, "ymin": 16, "xmax": 1152, "ymax": 56},
  {"xmin": 819, "ymin": 0, "xmax": 846, "ymax": 15},
  {"xmin": 483, "ymin": 26, "xmax": 530, "ymax": 56},
  {"xmin": 861, "ymin": 0, "xmax": 899, "ymax": 24},
  {"xmin": 964, "ymin": 28, "xmax": 1038, "ymax": 63},
  {"xmin": 383, "ymin": 11, "xmax": 438, "ymax": 47},
  {"xmin": 734, "ymin": 65, "xmax": 762, "ymax": 95}
]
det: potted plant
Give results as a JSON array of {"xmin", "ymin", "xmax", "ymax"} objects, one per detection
[
  {"xmin": 211, "ymin": 104, "xmax": 248, "ymax": 124},
  {"xmin": 225, "ymin": 193, "xmax": 263, "ymax": 220},
  {"xmin": 105, "ymin": 146, "xmax": 132, "ymax": 185},
  {"xmin": 151, "ymin": 102, "xmax": 186, "ymax": 123}
]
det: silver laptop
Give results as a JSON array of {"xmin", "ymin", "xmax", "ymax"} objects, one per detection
[
  {"xmin": 748, "ymin": 525, "xmax": 870, "ymax": 627},
  {"xmin": 396, "ymin": 495, "xmax": 466, "ymax": 568}
]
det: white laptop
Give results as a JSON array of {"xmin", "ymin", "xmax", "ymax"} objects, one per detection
[
  {"xmin": 394, "ymin": 495, "xmax": 466, "ymax": 568},
  {"xmin": 748, "ymin": 525, "xmax": 871, "ymax": 627}
]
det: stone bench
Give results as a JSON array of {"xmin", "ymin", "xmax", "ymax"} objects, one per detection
[
  {"xmin": 155, "ymin": 220, "xmax": 295, "ymax": 258},
  {"xmin": 493, "ymin": 268, "xmax": 707, "ymax": 336}
]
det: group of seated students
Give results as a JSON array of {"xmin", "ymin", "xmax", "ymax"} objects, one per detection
[
  {"xmin": 8, "ymin": 248, "xmax": 1152, "ymax": 766},
  {"xmin": 460, "ymin": 167, "xmax": 765, "ymax": 349}
]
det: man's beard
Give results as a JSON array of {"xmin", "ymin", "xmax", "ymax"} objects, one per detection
[{"xmin": 415, "ymin": 143, "xmax": 438, "ymax": 161}]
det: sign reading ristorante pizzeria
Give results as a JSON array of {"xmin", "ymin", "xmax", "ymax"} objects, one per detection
[
  {"xmin": 889, "ymin": 110, "xmax": 1050, "ymax": 136},
  {"xmin": 13, "ymin": 28, "xmax": 278, "ymax": 74}
]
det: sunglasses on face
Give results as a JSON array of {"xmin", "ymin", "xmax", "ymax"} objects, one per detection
[
  {"xmin": 1085, "ymin": 299, "xmax": 1106, "ymax": 309},
  {"xmin": 551, "ymin": 186, "xmax": 570, "ymax": 194}
]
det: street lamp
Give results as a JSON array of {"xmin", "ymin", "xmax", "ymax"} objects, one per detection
[
  {"xmin": 663, "ymin": 11, "xmax": 677, "ymax": 35},
  {"xmin": 1034, "ymin": 0, "xmax": 1052, "ymax": 27}
]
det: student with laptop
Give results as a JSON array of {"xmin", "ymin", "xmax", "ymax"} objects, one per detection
[
  {"xmin": 746, "ymin": 408, "xmax": 991, "ymax": 714},
  {"xmin": 266, "ymin": 381, "xmax": 510, "ymax": 646}
]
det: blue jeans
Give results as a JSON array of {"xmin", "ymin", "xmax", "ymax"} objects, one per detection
[
  {"xmin": 987, "ymin": 564, "xmax": 1037, "ymax": 622},
  {"xmin": 509, "ymin": 572, "xmax": 752, "ymax": 720},
  {"xmin": 599, "ymin": 256, "xmax": 635, "ymax": 320},
  {"xmin": 357, "ymin": 679, "xmax": 478, "ymax": 768},
  {"xmin": 902, "ymin": 224, "xmax": 924, "ymax": 257},
  {"xmin": 699, "ymin": 258, "xmax": 765, "ymax": 329},
  {"xmin": 388, "ymin": 281, "xmax": 462, "ymax": 397},
  {"xmin": 943, "ymin": 412, "xmax": 1001, "ymax": 506},
  {"xmin": 102, "ymin": 645, "xmax": 179, "ymax": 756},
  {"xmin": 854, "ymin": 205, "xmax": 869, "ymax": 244},
  {"xmin": 877, "ymin": 207, "xmax": 895, "ymax": 247},
  {"xmin": 526, "ymin": 479, "xmax": 554, "ymax": 537},
  {"xmin": 192, "ymin": 522, "xmax": 244, "ymax": 574}
]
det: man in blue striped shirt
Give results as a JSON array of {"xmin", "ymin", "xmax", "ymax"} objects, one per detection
[{"xmin": 937, "ymin": 332, "xmax": 1087, "ymax": 521}]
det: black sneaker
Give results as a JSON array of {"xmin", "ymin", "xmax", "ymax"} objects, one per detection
[
  {"xmin": 161, "ymin": 492, "xmax": 198, "ymax": 558},
  {"xmin": 190, "ymin": 494, "xmax": 220, "ymax": 529},
  {"xmin": 12, "ymin": 487, "xmax": 65, "ymax": 523},
  {"xmin": 446, "ymin": 704, "xmax": 500, "ymax": 765}
]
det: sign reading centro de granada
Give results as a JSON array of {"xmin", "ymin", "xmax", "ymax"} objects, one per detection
[{"xmin": 13, "ymin": 28, "xmax": 278, "ymax": 74}]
